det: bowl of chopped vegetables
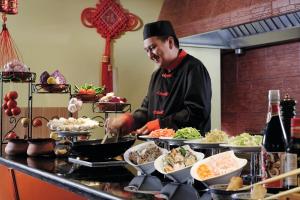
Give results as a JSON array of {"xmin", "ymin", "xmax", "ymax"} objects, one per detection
[{"xmin": 154, "ymin": 145, "xmax": 204, "ymax": 183}]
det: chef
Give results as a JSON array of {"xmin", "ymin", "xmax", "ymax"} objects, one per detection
[{"xmin": 106, "ymin": 20, "xmax": 212, "ymax": 136}]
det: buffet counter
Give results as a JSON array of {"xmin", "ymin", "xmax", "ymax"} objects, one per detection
[{"xmin": 0, "ymin": 156, "xmax": 209, "ymax": 200}]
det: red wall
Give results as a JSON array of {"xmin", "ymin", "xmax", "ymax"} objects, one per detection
[{"xmin": 221, "ymin": 41, "xmax": 300, "ymax": 135}]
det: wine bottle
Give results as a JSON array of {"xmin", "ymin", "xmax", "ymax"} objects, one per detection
[{"xmin": 261, "ymin": 90, "xmax": 288, "ymax": 192}]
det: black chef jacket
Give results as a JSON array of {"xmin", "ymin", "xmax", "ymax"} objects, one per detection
[{"xmin": 132, "ymin": 50, "xmax": 212, "ymax": 135}]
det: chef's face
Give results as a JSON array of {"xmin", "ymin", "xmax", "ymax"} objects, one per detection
[{"xmin": 143, "ymin": 36, "xmax": 174, "ymax": 68}]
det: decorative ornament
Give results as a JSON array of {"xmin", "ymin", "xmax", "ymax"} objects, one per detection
[{"xmin": 81, "ymin": 0, "xmax": 142, "ymax": 92}]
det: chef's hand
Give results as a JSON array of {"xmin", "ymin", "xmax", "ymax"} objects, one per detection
[
  {"xmin": 135, "ymin": 119, "xmax": 160, "ymax": 135},
  {"xmin": 136, "ymin": 125, "xmax": 150, "ymax": 135},
  {"xmin": 105, "ymin": 113, "xmax": 134, "ymax": 136}
]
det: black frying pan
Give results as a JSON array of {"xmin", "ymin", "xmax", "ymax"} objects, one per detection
[{"xmin": 71, "ymin": 136, "xmax": 136, "ymax": 160}]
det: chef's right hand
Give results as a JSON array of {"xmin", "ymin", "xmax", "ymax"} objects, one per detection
[{"xmin": 105, "ymin": 113, "xmax": 134, "ymax": 136}]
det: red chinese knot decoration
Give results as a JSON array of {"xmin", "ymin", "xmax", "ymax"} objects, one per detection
[{"xmin": 81, "ymin": 0, "xmax": 141, "ymax": 92}]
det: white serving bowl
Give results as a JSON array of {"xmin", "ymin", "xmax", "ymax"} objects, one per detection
[
  {"xmin": 190, "ymin": 151, "xmax": 247, "ymax": 186},
  {"xmin": 124, "ymin": 141, "xmax": 168, "ymax": 175},
  {"xmin": 154, "ymin": 145, "xmax": 205, "ymax": 183}
]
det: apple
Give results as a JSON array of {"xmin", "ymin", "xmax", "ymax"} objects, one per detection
[
  {"xmin": 7, "ymin": 91, "xmax": 18, "ymax": 100},
  {"xmin": 2, "ymin": 102, "xmax": 8, "ymax": 109},
  {"xmin": 4, "ymin": 94, "xmax": 9, "ymax": 101},
  {"xmin": 4, "ymin": 132, "xmax": 18, "ymax": 140},
  {"xmin": 11, "ymin": 107, "xmax": 21, "ymax": 116},
  {"xmin": 21, "ymin": 118, "xmax": 29, "ymax": 127},
  {"xmin": 5, "ymin": 109, "xmax": 13, "ymax": 116},
  {"xmin": 7, "ymin": 100, "xmax": 17, "ymax": 109},
  {"xmin": 33, "ymin": 119, "xmax": 42, "ymax": 127}
]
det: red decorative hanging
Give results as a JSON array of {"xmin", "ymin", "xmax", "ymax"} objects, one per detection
[{"xmin": 81, "ymin": 0, "xmax": 141, "ymax": 92}]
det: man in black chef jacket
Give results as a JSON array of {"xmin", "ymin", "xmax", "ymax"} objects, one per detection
[{"xmin": 106, "ymin": 20, "xmax": 212, "ymax": 136}]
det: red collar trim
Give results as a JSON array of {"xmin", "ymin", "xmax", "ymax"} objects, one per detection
[{"xmin": 164, "ymin": 50, "xmax": 187, "ymax": 71}]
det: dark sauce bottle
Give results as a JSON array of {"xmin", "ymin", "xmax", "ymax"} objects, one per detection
[{"xmin": 261, "ymin": 90, "xmax": 288, "ymax": 193}]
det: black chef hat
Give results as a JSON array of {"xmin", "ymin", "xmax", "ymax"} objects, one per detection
[{"xmin": 143, "ymin": 21, "xmax": 178, "ymax": 44}]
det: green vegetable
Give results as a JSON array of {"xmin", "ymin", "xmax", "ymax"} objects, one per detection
[
  {"xmin": 179, "ymin": 147, "xmax": 187, "ymax": 156},
  {"xmin": 74, "ymin": 84, "xmax": 105, "ymax": 94},
  {"xmin": 174, "ymin": 127, "xmax": 201, "ymax": 139}
]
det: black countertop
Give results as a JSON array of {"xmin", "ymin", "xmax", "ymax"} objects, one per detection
[{"xmin": 0, "ymin": 156, "xmax": 210, "ymax": 200}]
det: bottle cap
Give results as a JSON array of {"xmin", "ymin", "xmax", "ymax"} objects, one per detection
[
  {"xmin": 291, "ymin": 118, "xmax": 300, "ymax": 127},
  {"xmin": 268, "ymin": 90, "xmax": 280, "ymax": 102}
]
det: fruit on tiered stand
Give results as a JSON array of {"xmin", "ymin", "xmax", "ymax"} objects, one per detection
[
  {"xmin": 39, "ymin": 70, "xmax": 67, "ymax": 92},
  {"xmin": 74, "ymin": 83, "xmax": 105, "ymax": 102},
  {"xmin": 2, "ymin": 91, "xmax": 21, "ymax": 116}
]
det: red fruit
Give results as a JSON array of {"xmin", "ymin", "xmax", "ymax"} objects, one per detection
[
  {"xmin": 5, "ymin": 109, "xmax": 13, "ymax": 116},
  {"xmin": 11, "ymin": 107, "xmax": 21, "ymax": 116},
  {"xmin": 7, "ymin": 100, "xmax": 17, "ymax": 109},
  {"xmin": 86, "ymin": 89, "xmax": 96, "ymax": 95},
  {"xmin": 4, "ymin": 94, "xmax": 9, "ymax": 101},
  {"xmin": 33, "ymin": 119, "xmax": 42, "ymax": 127},
  {"xmin": 5, "ymin": 132, "xmax": 18, "ymax": 140},
  {"xmin": 78, "ymin": 89, "xmax": 87, "ymax": 94},
  {"xmin": 7, "ymin": 91, "xmax": 18, "ymax": 100},
  {"xmin": 2, "ymin": 102, "xmax": 8, "ymax": 109}
]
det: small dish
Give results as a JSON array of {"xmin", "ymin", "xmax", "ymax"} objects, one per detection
[
  {"xmin": 124, "ymin": 141, "xmax": 168, "ymax": 175},
  {"xmin": 190, "ymin": 151, "xmax": 247, "ymax": 186},
  {"xmin": 209, "ymin": 184, "xmax": 250, "ymax": 200},
  {"xmin": 231, "ymin": 192, "xmax": 277, "ymax": 200},
  {"xmin": 154, "ymin": 145, "xmax": 204, "ymax": 183}
]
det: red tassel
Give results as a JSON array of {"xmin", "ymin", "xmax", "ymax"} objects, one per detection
[{"xmin": 102, "ymin": 37, "xmax": 113, "ymax": 92}]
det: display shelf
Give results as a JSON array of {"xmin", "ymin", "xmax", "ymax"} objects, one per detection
[
  {"xmin": 0, "ymin": 71, "xmax": 36, "ymax": 83},
  {"xmin": 0, "ymin": 71, "xmax": 34, "ymax": 155},
  {"xmin": 32, "ymin": 84, "xmax": 71, "ymax": 94}
]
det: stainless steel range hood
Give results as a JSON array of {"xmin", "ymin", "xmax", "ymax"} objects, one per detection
[{"xmin": 179, "ymin": 11, "xmax": 300, "ymax": 49}]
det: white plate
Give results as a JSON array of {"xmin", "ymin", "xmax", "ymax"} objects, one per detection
[
  {"xmin": 184, "ymin": 139, "xmax": 226, "ymax": 149},
  {"xmin": 57, "ymin": 131, "xmax": 90, "ymax": 137},
  {"xmin": 219, "ymin": 144, "xmax": 261, "ymax": 152},
  {"xmin": 158, "ymin": 137, "xmax": 195, "ymax": 146},
  {"xmin": 137, "ymin": 135, "xmax": 159, "ymax": 141}
]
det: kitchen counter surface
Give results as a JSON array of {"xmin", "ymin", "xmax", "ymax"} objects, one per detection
[{"xmin": 0, "ymin": 155, "xmax": 210, "ymax": 200}]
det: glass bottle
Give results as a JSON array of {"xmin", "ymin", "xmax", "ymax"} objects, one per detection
[
  {"xmin": 285, "ymin": 117, "xmax": 300, "ymax": 189},
  {"xmin": 280, "ymin": 94, "xmax": 296, "ymax": 143},
  {"xmin": 261, "ymin": 90, "xmax": 288, "ymax": 192}
]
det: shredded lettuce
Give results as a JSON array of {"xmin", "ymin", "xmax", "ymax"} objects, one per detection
[
  {"xmin": 174, "ymin": 127, "xmax": 201, "ymax": 139},
  {"xmin": 228, "ymin": 133, "xmax": 262, "ymax": 146}
]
